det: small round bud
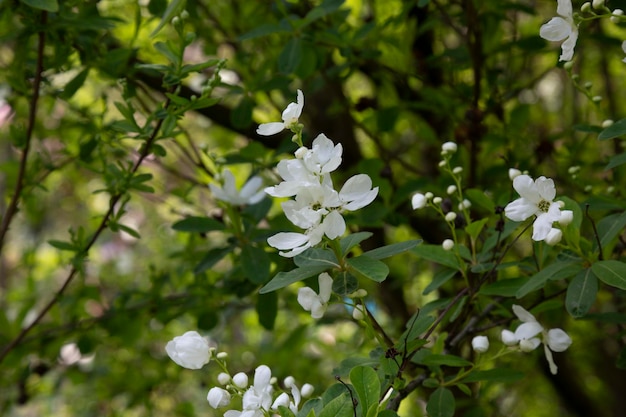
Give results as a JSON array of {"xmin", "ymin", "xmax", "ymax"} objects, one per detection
[
  {"xmin": 585, "ymin": 185, "xmax": 593, "ymax": 192},
  {"xmin": 284, "ymin": 376, "xmax": 296, "ymax": 388},
  {"xmin": 441, "ymin": 141, "xmax": 458, "ymax": 154},
  {"xmin": 438, "ymin": 160, "xmax": 447, "ymax": 168},
  {"xmin": 301, "ymin": 383, "xmax": 314, "ymax": 398},
  {"xmin": 433, "ymin": 197, "xmax": 442, "ymax": 204},
  {"xmin": 445, "ymin": 212, "xmax": 457, "ymax": 222},
  {"xmin": 592, "ymin": 95, "xmax": 603, "ymax": 103},
  {"xmin": 207, "ymin": 387, "xmax": 231, "ymax": 409},
  {"xmin": 232, "ymin": 372, "xmax": 249, "ymax": 388},
  {"xmin": 425, "ymin": 192, "xmax": 434, "ymax": 200},
  {"xmin": 508, "ymin": 168, "xmax": 522, "ymax": 180},
  {"xmin": 581, "ymin": 2, "xmax": 592, "ymax": 12},
  {"xmin": 501, "ymin": 330, "xmax": 518, "ymax": 346},
  {"xmin": 442, "ymin": 239, "xmax": 454, "ymax": 251},
  {"xmin": 216, "ymin": 351, "xmax": 228, "ymax": 359},
  {"xmin": 607, "ymin": 186, "xmax": 615, "ymax": 193},
  {"xmin": 563, "ymin": 61, "xmax": 574, "ymax": 70},
  {"xmin": 458, "ymin": 199, "xmax": 471, "ymax": 211},
  {"xmin": 568, "ymin": 165, "xmax": 580, "ymax": 174},
  {"xmin": 412, "ymin": 193, "xmax": 427, "ymax": 209},
  {"xmin": 350, "ymin": 289, "xmax": 368, "ymax": 298},
  {"xmin": 217, "ymin": 372, "xmax": 231, "ymax": 385},
  {"xmin": 584, "ymin": 81, "xmax": 593, "ymax": 89},
  {"xmin": 559, "ymin": 210, "xmax": 574, "ymax": 226},
  {"xmin": 557, "ymin": 200, "xmax": 565, "ymax": 209},
  {"xmin": 592, "ymin": 0, "xmax": 605, "ymax": 10},
  {"xmin": 602, "ymin": 119, "xmax": 614, "ymax": 128},
  {"xmin": 446, "ymin": 185, "xmax": 457, "ymax": 195},
  {"xmin": 452, "ymin": 166, "xmax": 463, "ymax": 174},
  {"xmin": 571, "ymin": 74, "xmax": 579, "ymax": 81},
  {"xmin": 471, "ymin": 335, "xmax": 489, "ymax": 353}
]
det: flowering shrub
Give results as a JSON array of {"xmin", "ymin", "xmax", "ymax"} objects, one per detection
[{"xmin": 2, "ymin": 1, "xmax": 626, "ymax": 416}]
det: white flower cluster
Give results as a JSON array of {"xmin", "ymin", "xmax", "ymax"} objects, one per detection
[
  {"xmin": 504, "ymin": 174, "xmax": 573, "ymax": 244},
  {"xmin": 260, "ymin": 91, "xmax": 379, "ymax": 257},
  {"xmin": 209, "ymin": 169, "xmax": 266, "ymax": 206},
  {"xmin": 165, "ymin": 331, "xmax": 314, "ymax": 415}
]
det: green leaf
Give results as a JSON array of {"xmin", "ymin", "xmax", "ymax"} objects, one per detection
[
  {"xmin": 319, "ymin": 393, "xmax": 354, "ymax": 417},
  {"xmin": 59, "ymin": 68, "xmax": 90, "ymax": 100},
  {"xmin": 172, "ymin": 216, "xmax": 225, "ymax": 233},
  {"xmin": 426, "ymin": 387, "xmax": 455, "ymax": 417},
  {"xmin": 597, "ymin": 211, "xmax": 626, "ymax": 248},
  {"xmin": 294, "ymin": 248, "xmax": 340, "ymax": 269},
  {"xmin": 242, "ymin": 245, "xmax": 271, "ymax": 284},
  {"xmin": 465, "ymin": 218, "xmax": 489, "ymax": 241},
  {"xmin": 150, "ymin": 0, "xmax": 186, "ymax": 37},
  {"xmin": 465, "ymin": 188, "xmax": 495, "ymax": 213},
  {"xmin": 420, "ymin": 354, "xmax": 472, "ymax": 367},
  {"xmin": 302, "ymin": 0, "xmax": 344, "ymax": 26},
  {"xmin": 48, "ymin": 240, "xmax": 76, "ymax": 251},
  {"xmin": 591, "ymin": 260, "xmax": 626, "ymax": 290},
  {"xmin": 516, "ymin": 261, "xmax": 581, "ymax": 298},
  {"xmin": 461, "ymin": 368, "xmax": 524, "ymax": 383},
  {"xmin": 340, "ymin": 231, "xmax": 373, "ymax": 254},
  {"xmin": 363, "ymin": 239, "xmax": 422, "ymax": 260},
  {"xmin": 332, "ymin": 271, "xmax": 358, "ymax": 295},
  {"xmin": 237, "ymin": 22, "xmax": 290, "ymax": 41},
  {"xmin": 598, "ymin": 118, "xmax": 626, "ymax": 140},
  {"xmin": 566, "ymin": 269, "xmax": 598, "ymax": 318},
  {"xmin": 399, "ymin": 311, "xmax": 435, "ymax": 343},
  {"xmin": 154, "ymin": 41, "xmax": 180, "ymax": 66},
  {"xmin": 256, "ymin": 291, "xmax": 277, "ymax": 330},
  {"xmin": 194, "ymin": 247, "xmax": 232, "ymax": 274},
  {"xmin": 259, "ymin": 266, "xmax": 328, "ymax": 293},
  {"xmin": 278, "ymin": 37, "xmax": 302, "ymax": 74},
  {"xmin": 347, "ymin": 256, "xmax": 389, "ymax": 282},
  {"xmin": 349, "ymin": 366, "xmax": 380, "ymax": 417},
  {"xmin": 479, "ymin": 278, "xmax": 527, "ymax": 297},
  {"xmin": 412, "ymin": 244, "xmax": 459, "ymax": 269},
  {"xmin": 20, "ymin": 0, "xmax": 58, "ymax": 11},
  {"xmin": 605, "ymin": 152, "xmax": 626, "ymax": 171},
  {"xmin": 423, "ymin": 268, "xmax": 456, "ymax": 295}
]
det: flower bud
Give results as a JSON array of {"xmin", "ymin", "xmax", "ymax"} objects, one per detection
[
  {"xmin": 207, "ymin": 387, "xmax": 231, "ymax": 408},
  {"xmin": 301, "ymin": 383, "xmax": 315, "ymax": 398},
  {"xmin": 165, "ymin": 331, "xmax": 211, "ymax": 370},
  {"xmin": 471, "ymin": 335, "xmax": 489, "ymax": 353},
  {"xmin": 501, "ymin": 330, "xmax": 518, "ymax": 346},
  {"xmin": 602, "ymin": 119, "xmax": 614, "ymax": 128},
  {"xmin": 412, "ymin": 193, "xmax": 427, "ymax": 209},
  {"xmin": 592, "ymin": 95, "xmax": 602, "ymax": 102},
  {"xmin": 559, "ymin": 210, "xmax": 574, "ymax": 226},
  {"xmin": 284, "ymin": 376, "xmax": 296, "ymax": 388},
  {"xmin": 352, "ymin": 304, "xmax": 365, "ymax": 320},
  {"xmin": 508, "ymin": 168, "xmax": 522, "ymax": 180},
  {"xmin": 232, "ymin": 372, "xmax": 249, "ymax": 388},
  {"xmin": 592, "ymin": 0, "xmax": 605, "ymax": 10},
  {"xmin": 425, "ymin": 192, "xmax": 434, "ymax": 200},
  {"xmin": 453, "ymin": 166, "xmax": 463, "ymax": 174},
  {"xmin": 547, "ymin": 328, "xmax": 573, "ymax": 352},
  {"xmin": 611, "ymin": 9, "xmax": 623, "ymax": 22},
  {"xmin": 563, "ymin": 61, "xmax": 574, "ymax": 70},
  {"xmin": 545, "ymin": 228, "xmax": 563, "ymax": 246},
  {"xmin": 217, "ymin": 351, "xmax": 228, "ymax": 359},
  {"xmin": 445, "ymin": 212, "xmax": 457, "ymax": 222},
  {"xmin": 441, "ymin": 141, "xmax": 458, "ymax": 154},
  {"xmin": 442, "ymin": 239, "xmax": 454, "ymax": 251},
  {"xmin": 438, "ymin": 160, "xmax": 447, "ymax": 168},
  {"xmin": 581, "ymin": 1, "xmax": 592, "ymax": 12},
  {"xmin": 584, "ymin": 81, "xmax": 593, "ymax": 89},
  {"xmin": 446, "ymin": 185, "xmax": 457, "ymax": 195},
  {"xmin": 433, "ymin": 197, "xmax": 442, "ymax": 204},
  {"xmin": 217, "ymin": 372, "xmax": 231, "ymax": 385},
  {"xmin": 294, "ymin": 146, "xmax": 308, "ymax": 159},
  {"xmin": 458, "ymin": 199, "xmax": 471, "ymax": 211}
]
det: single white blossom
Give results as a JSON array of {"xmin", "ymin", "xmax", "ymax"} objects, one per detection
[
  {"xmin": 165, "ymin": 331, "xmax": 211, "ymax": 370},
  {"xmin": 207, "ymin": 387, "xmax": 231, "ymax": 408},
  {"xmin": 257, "ymin": 90, "xmax": 304, "ymax": 136},
  {"xmin": 539, "ymin": 0, "xmax": 579, "ymax": 62},
  {"xmin": 302, "ymin": 133, "xmax": 343, "ymax": 175},
  {"xmin": 471, "ymin": 335, "xmax": 489, "ymax": 353},
  {"xmin": 504, "ymin": 174, "xmax": 562, "ymax": 241},
  {"xmin": 209, "ymin": 169, "xmax": 265, "ymax": 206},
  {"xmin": 298, "ymin": 272, "xmax": 333, "ymax": 319},
  {"xmin": 503, "ymin": 305, "xmax": 573, "ymax": 374}
]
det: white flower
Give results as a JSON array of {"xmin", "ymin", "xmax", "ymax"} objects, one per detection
[
  {"xmin": 441, "ymin": 141, "xmax": 457, "ymax": 154},
  {"xmin": 217, "ymin": 372, "xmax": 231, "ymax": 385},
  {"xmin": 209, "ymin": 169, "xmax": 265, "ymax": 206},
  {"xmin": 412, "ymin": 193, "xmax": 427, "ymax": 209},
  {"xmin": 243, "ymin": 365, "xmax": 274, "ymax": 411},
  {"xmin": 338, "ymin": 174, "xmax": 379, "ymax": 211},
  {"xmin": 265, "ymin": 159, "xmax": 320, "ymax": 198},
  {"xmin": 257, "ymin": 90, "xmax": 304, "ymax": 136},
  {"xmin": 302, "ymin": 134, "xmax": 343, "ymax": 175},
  {"xmin": 165, "ymin": 331, "xmax": 211, "ymax": 370},
  {"xmin": 297, "ymin": 272, "xmax": 333, "ymax": 319},
  {"xmin": 207, "ymin": 387, "xmax": 231, "ymax": 408},
  {"xmin": 504, "ymin": 174, "xmax": 562, "ymax": 241},
  {"xmin": 539, "ymin": 0, "xmax": 578, "ymax": 62},
  {"xmin": 504, "ymin": 305, "xmax": 573, "ymax": 374},
  {"xmin": 301, "ymin": 383, "xmax": 314, "ymax": 398},
  {"xmin": 471, "ymin": 335, "xmax": 489, "ymax": 353},
  {"xmin": 545, "ymin": 228, "xmax": 563, "ymax": 246}
]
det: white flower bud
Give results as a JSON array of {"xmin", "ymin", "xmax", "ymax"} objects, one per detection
[
  {"xmin": 508, "ymin": 168, "xmax": 522, "ymax": 180},
  {"xmin": 165, "ymin": 331, "xmax": 211, "ymax": 370},
  {"xmin": 433, "ymin": 197, "xmax": 442, "ymax": 204},
  {"xmin": 438, "ymin": 160, "xmax": 447, "ymax": 167},
  {"xmin": 592, "ymin": 95, "xmax": 603, "ymax": 102},
  {"xmin": 559, "ymin": 210, "xmax": 574, "ymax": 226},
  {"xmin": 294, "ymin": 146, "xmax": 308, "ymax": 159},
  {"xmin": 611, "ymin": 9, "xmax": 624, "ymax": 23},
  {"xmin": 412, "ymin": 193, "xmax": 427, "ymax": 209},
  {"xmin": 607, "ymin": 186, "xmax": 615, "ymax": 193},
  {"xmin": 217, "ymin": 372, "xmax": 231, "ymax": 385},
  {"xmin": 445, "ymin": 212, "xmax": 457, "ymax": 222},
  {"xmin": 232, "ymin": 372, "xmax": 249, "ymax": 388},
  {"xmin": 301, "ymin": 383, "xmax": 315, "ymax": 398},
  {"xmin": 592, "ymin": 0, "xmax": 605, "ymax": 9},
  {"xmin": 284, "ymin": 376, "xmax": 296, "ymax": 388},
  {"xmin": 501, "ymin": 329, "xmax": 518, "ymax": 346},
  {"xmin": 458, "ymin": 199, "xmax": 471, "ymax": 211},
  {"xmin": 446, "ymin": 185, "xmax": 457, "ymax": 195},
  {"xmin": 471, "ymin": 335, "xmax": 489, "ymax": 353},
  {"xmin": 602, "ymin": 119, "xmax": 614, "ymax": 128},
  {"xmin": 352, "ymin": 304, "xmax": 365, "ymax": 320},
  {"xmin": 425, "ymin": 192, "xmax": 434, "ymax": 200},
  {"xmin": 441, "ymin": 141, "xmax": 458, "ymax": 154},
  {"xmin": 585, "ymin": 185, "xmax": 592, "ymax": 192},
  {"xmin": 563, "ymin": 61, "xmax": 574, "ymax": 70},
  {"xmin": 207, "ymin": 387, "xmax": 231, "ymax": 408},
  {"xmin": 546, "ymin": 328, "xmax": 572, "ymax": 352},
  {"xmin": 545, "ymin": 228, "xmax": 563, "ymax": 246},
  {"xmin": 453, "ymin": 166, "xmax": 463, "ymax": 174},
  {"xmin": 581, "ymin": 2, "xmax": 592, "ymax": 12},
  {"xmin": 442, "ymin": 239, "xmax": 454, "ymax": 251},
  {"xmin": 568, "ymin": 166, "xmax": 580, "ymax": 174},
  {"xmin": 584, "ymin": 81, "xmax": 593, "ymax": 89},
  {"xmin": 216, "ymin": 351, "xmax": 228, "ymax": 359}
]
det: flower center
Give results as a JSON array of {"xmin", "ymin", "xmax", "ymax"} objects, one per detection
[{"xmin": 537, "ymin": 199, "xmax": 551, "ymax": 213}]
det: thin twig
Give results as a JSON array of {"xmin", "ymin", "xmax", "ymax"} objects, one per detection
[
  {"xmin": 586, "ymin": 204, "xmax": 603, "ymax": 260},
  {"xmin": 0, "ymin": 12, "xmax": 47, "ymax": 258}
]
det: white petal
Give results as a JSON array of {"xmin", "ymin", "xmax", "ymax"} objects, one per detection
[
  {"xmin": 318, "ymin": 272, "xmax": 333, "ymax": 303},
  {"xmin": 512, "ymin": 175, "xmax": 541, "ymax": 203},
  {"xmin": 512, "ymin": 304, "xmax": 537, "ymax": 323},
  {"xmin": 559, "ymin": 30, "xmax": 578, "ymax": 62},
  {"xmin": 501, "ymin": 329, "xmax": 519, "ymax": 346},
  {"xmin": 267, "ymin": 232, "xmax": 309, "ymax": 250},
  {"xmin": 257, "ymin": 122, "xmax": 285, "ymax": 136},
  {"xmin": 547, "ymin": 328, "xmax": 572, "ymax": 352},
  {"xmin": 544, "ymin": 343, "xmax": 559, "ymax": 374},
  {"xmin": 544, "ymin": 228, "xmax": 563, "ymax": 246},
  {"xmin": 557, "ymin": 0, "xmax": 573, "ymax": 18},
  {"xmin": 532, "ymin": 212, "xmax": 556, "ymax": 241},
  {"xmin": 271, "ymin": 393, "xmax": 290, "ymax": 410},
  {"xmin": 515, "ymin": 322, "xmax": 544, "ymax": 340},
  {"xmin": 323, "ymin": 210, "xmax": 346, "ymax": 239},
  {"xmin": 342, "ymin": 188, "xmax": 379, "ymax": 211},
  {"xmin": 539, "ymin": 17, "xmax": 572, "ymax": 42},
  {"xmin": 297, "ymin": 287, "xmax": 318, "ymax": 310},
  {"xmin": 519, "ymin": 337, "xmax": 541, "ymax": 352},
  {"xmin": 534, "ymin": 176, "xmax": 556, "ymax": 201},
  {"xmin": 505, "ymin": 198, "xmax": 538, "ymax": 222},
  {"xmin": 240, "ymin": 176, "xmax": 263, "ymax": 200},
  {"xmin": 253, "ymin": 365, "xmax": 272, "ymax": 390},
  {"xmin": 412, "ymin": 193, "xmax": 426, "ymax": 209},
  {"xmin": 340, "ymin": 174, "xmax": 373, "ymax": 199}
]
